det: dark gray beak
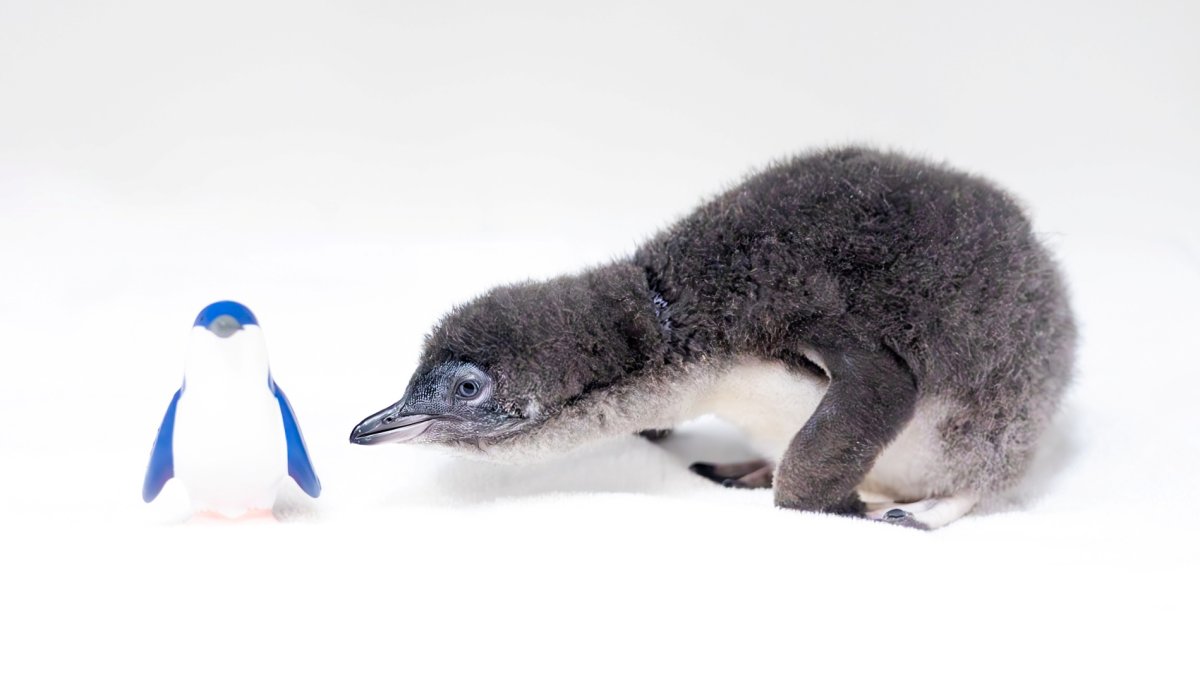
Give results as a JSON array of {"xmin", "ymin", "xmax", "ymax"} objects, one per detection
[{"xmin": 349, "ymin": 406, "xmax": 436, "ymax": 445}]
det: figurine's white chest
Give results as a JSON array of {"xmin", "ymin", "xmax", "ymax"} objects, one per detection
[{"xmin": 172, "ymin": 384, "xmax": 287, "ymax": 515}]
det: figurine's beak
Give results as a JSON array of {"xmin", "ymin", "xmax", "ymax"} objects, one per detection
[
  {"xmin": 349, "ymin": 405, "xmax": 435, "ymax": 445},
  {"xmin": 206, "ymin": 315, "xmax": 243, "ymax": 339}
]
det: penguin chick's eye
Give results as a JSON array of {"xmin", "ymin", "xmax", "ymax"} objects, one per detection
[{"xmin": 455, "ymin": 380, "xmax": 481, "ymax": 400}]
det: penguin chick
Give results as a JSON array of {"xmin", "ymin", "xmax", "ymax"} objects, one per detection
[{"xmin": 350, "ymin": 147, "xmax": 1077, "ymax": 529}]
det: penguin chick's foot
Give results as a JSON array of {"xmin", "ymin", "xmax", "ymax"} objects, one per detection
[
  {"xmin": 690, "ymin": 460, "xmax": 774, "ymax": 489},
  {"xmin": 637, "ymin": 428, "xmax": 673, "ymax": 442},
  {"xmin": 863, "ymin": 493, "xmax": 979, "ymax": 530}
]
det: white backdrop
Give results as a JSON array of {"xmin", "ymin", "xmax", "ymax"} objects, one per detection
[{"xmin": 1, "ymin": 1, "xmax": 1197, "ymax": 673}]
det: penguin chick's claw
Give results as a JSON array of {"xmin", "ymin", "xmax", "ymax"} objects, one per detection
[
  {"xmin": 864, "ymin": 494, "xmax": 979, "ymax": 530},
  {"xmin": 637, "ymin": 428, "xmax": 673, "ymax": 442},
  {"xmin": 866, "ymin": 508, "xmax": 930, "ymax": 530},
  {"xmin": 690, "ymin": 460, "xmax": 774, "ymax": 489}
]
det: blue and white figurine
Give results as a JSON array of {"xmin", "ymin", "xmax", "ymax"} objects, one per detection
[{"xmin": 142, "ymin": 301, "xmax": 321, "ymax": 517}]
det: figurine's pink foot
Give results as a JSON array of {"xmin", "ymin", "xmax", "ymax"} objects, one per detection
[
  {"xmin": 189, "ymin": 508, "xmax": 277, "ymax": 523},
  {"xmin": 188, "ymin": 511, "xmax": 226, "ymax": 524}
]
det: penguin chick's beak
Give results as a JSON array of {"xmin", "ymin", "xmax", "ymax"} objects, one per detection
[{"xmin": 349, "ymin": 408, "xmax": 435, "ymax": 445}]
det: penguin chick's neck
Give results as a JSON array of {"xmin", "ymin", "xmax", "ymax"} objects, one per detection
[
  {"xmin": 184, "ymin": 326, "xmax": 271, "ymax": 391},
  {"xmin": 420, "ymin": 260, "xmax": 675, "ymax": 418},
  {"xmin": 532, "ymin": 262, "xmax": 672, "ymax": 390},
  {"xmin": 465, "ymin": 263, "xmax": 679, "ymax": 457}
]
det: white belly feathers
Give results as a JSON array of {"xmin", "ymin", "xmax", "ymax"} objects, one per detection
[
  {"xmin": 683, "ymin": 358, "xmax": 827, "ymax": 460},
  {"xmin": 682, "ymin": 357, "xmax": 950, "ymax": 502}
]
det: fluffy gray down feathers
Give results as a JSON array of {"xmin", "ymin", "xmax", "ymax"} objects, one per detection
[{"xmin": 421, "ymin": 146, "xmax": 1077, "ymax": 492}]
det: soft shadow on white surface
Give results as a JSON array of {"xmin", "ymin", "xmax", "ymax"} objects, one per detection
[
  {"xmin": 977, "ymin": 405, "xmax": 1085, "ymax": 515},
  {"xmin": 407, "ymin": 417, "xmax": 766, "ymax": 507}
]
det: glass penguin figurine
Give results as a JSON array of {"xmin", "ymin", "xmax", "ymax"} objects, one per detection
[{"xmin": 142, "ymin": 301, "xmax": 321, "ymax": 518}]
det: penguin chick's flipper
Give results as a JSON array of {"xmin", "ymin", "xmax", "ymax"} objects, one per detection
[
  {"xmin": 690, "ymin": 460, "xmax": 774, "ymax": 489},
  {"xmin": 774, "ymin": 346, "xmax": 918, "ymax": 515},
  {"xmin": 271, "ymin": 379, "xmax": 322, "ymax": 498},
  {"xmin": 637, "ymin": 428, "xmax": 673, "ymax": 442},
  {"xmin": 143, "ymin": 388, "xmax": 182, "ymax": 502},
  {"xmin": 864, "ymin": 494, "xmax": 980, "ymax": 530}
]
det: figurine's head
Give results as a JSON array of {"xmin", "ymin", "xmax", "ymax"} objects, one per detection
[
  {"xmin": 184, "ymin": 300, "xmax": 270, "ymax": 387},
  {"xmin": 193, "ymin": 300, "xmax": 258, "ymax": 337}
]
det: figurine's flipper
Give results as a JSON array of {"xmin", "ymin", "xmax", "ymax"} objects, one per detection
[
  {"xmin": 143, "ymin": 388, "xmax": 182, "ymax": 502},
  {"xmin": 272, "ymin": 379, "xmax": 322, "ymax": 498}
]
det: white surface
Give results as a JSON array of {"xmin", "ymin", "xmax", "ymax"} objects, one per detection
[{"xmin": 1, "ymin": 1, "xmax": 1198, "ymax": 673}]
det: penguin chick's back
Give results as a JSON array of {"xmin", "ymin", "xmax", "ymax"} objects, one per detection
[{"xmin": 633, "ymin": 146, "xmax": 1076, "ymax": 408}]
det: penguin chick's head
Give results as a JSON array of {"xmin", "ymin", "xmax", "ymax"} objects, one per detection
[{"xmin": 349, "ymin": 264, "xmax": 667, "ymax": 451}]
